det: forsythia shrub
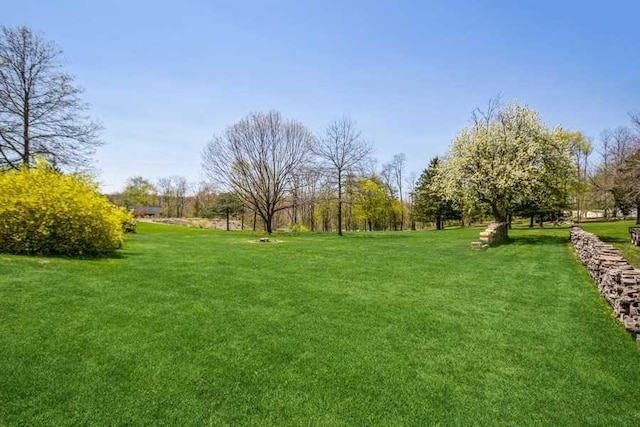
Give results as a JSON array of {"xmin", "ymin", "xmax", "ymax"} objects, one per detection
[{"xmin": 0, "ymin": 163, "xmax": 135, "ymax": 255}]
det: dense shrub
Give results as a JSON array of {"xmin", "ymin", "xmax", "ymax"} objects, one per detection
[
  {"xmin": 117, "ymin": 207, "xmax": 137, "ymax": 233},
  {"xmin": 0, "ymin": 163, "xmax": 135, "ymax": 255}
]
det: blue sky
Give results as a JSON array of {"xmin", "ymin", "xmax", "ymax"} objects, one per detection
[{"xmin": 4, "ymin": 0, "xmax": 639, "ymax": 192}]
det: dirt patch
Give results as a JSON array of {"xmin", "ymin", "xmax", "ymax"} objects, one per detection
[
  {"xmin": 248, "ymin": 238, "xmax": 283, "ymax": 244},
  {"xmin": 141, "ymin": 218, "xmax": 243, "ymax": 230}
]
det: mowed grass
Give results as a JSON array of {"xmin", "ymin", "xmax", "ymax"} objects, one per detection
[{"xmin": 1, "ymin": 223, "xmax": 640, "ymax": 426}]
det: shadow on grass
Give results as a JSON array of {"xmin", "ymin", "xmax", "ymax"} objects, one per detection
[
  {"xmin": 1, "ymin": 249, "xmax": 140, "ymax": 262},
  {"xmin": 506, "ymin": 234, "xmax": 569, "ymax": 246},
  {"xmin": 54, "ymin": 248, "xmax": 144, "ymax": 261},
  {"xmin": 592, "ymin": 235, "xmax": 629, "ymax": 244}
]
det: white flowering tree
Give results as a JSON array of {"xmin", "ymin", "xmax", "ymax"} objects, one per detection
[{"xmin": 438, "ymin": 103, "xmax": 575, "ymax": 230}]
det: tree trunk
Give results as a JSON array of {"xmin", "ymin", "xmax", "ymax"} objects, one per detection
[
  {"xmin": 399, "ymin": 184, "xmax": 404, "ymax": 231},
  {"xmin": 337, "ymin": 171, "xmax": 343, "ymax": 236},
  {"xmin": 491, "ymin": 204, "xmax": 507, "ymax": 224},
  {"xmin": 22, "ymin": 100, "xmax": 30, "ymax": 167},
  {"xmin": 226, "ymin": 207, "xmax": 230, "ymax": 231},
  {"xmin": 264, "ymin": 213, "xmax": 273, "ymax": 234},
  {"xmin": 636, "ymin": 200, "xmax": 640, "ymax": 225},
  {"xmin": 293, "ymin": 196, "xmax": 298, "ymax": 224},
  {"xmin": 310, "ymin": 202, "xmax": 315, "ymax": 231},
  {"xmin": 529, "ymin": 215, "xmax": 534, "ymax": 228},
  {"xmin": 253, "ymin": 211, "xmax": 257, "ymax": 231},
  {"xmin": 539, "ymin": 215, "xmax": 544, "ymax": 227}
]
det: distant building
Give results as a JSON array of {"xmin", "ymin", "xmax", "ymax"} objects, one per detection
[{"xmin": 133, "ymin": 206, "xmax": 163, "ymax": 217}]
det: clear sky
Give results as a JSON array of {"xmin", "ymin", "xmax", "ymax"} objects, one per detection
[{"xmin": 3, "ymin": 0, "xmax": 639, "ymax": 193}]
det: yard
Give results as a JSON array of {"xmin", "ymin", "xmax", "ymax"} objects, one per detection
[{"xmin": 1, "ymin": 222, "xmax": 640, "ymax": 426}]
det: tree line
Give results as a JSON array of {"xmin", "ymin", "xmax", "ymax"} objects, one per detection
[
  {"xmin": 111, "ymin": 112, "xmax": 415, "ymax": 234},
  {"xmin": 3, "ymin": 25, "xmax": 640, "ymax": 235},
  {"xmin": 110, "ymin": 103, "xmax": 640, "ymax": 236},
  {"xmin": 414, "ymin": 99, "xmax": 640, "ymax": 234}
]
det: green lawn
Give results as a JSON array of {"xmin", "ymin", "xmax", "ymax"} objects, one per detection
[{"xmin": 1, "ymin": 222, "xmax": 640, "ymax": 426}]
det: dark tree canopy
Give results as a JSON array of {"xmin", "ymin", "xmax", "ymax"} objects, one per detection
[
  {"xmin": 207, "ymin": 192, "xmax": 244, "ymax": 218},
  {"xmin": 412, "ymin": 157, "xmax": 460, "ymax": 230},
  {"xmin": 0, "ymin": 26, "xmax": 102, "ymax": 170}
]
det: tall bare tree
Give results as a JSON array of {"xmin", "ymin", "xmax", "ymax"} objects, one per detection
[
  {"xmin": 592, "ymin": 131, "xmax": 615, "ymax": 217},
  {"xmin": 630, "ymin": 111, "xmax": 640, "ymax": 133},
  {"xmin": 202, "ymin": 111, "xmax": 313, "ymax": 234},
  {"xmin": 157, "ymin": 177, "xmax": 176, "ymax": 217},
  {"xmin": 314, "ymin": 116, "xmax": 372, "ymax": 236},
  {"xmin": 0, "ymin": 26, "xmax": 101, "ymax": 170},
  {"xmin": 604, "ymin": 127, "xmax": 637, "ymax": 215},
  {"xmin": 380, "ymin": 161, "xmax": 397, "ymax": 230},
  {"xmin": 405, "ymin": 170, "xmax": 417, "ymax": 230},
  {"xmin": 390, "ymin": 153, "xmax": 407, "ymax": 229},
  {"xmin": 193, "ymin": 181, "xmax": 217, "ymax": 218},
  {"xmin": 173, "ymin": 176, "xmax": 190, "ymax": 218},
  {"xmin": 287, "ymin": 162, "xmax": 324, "ymax": 230},
  {"xmin": 157, "ymin": 175, "xmax": 190, "ymax": 217}
]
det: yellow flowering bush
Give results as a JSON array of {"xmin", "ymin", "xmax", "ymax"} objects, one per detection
[
  {"xmin": 0, "ymin": 163, "xmax": 134, "ymax": 255},
  {"xmin": 288, "ymin": 222, "xmax": 310, "ymax": 232}
]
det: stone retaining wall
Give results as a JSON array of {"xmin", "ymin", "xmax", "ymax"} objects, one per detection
[
  {"xmin": 479, "ymin": 223, "xmax": 508, "ymax": 246},
  {"xmin": 570, "ymin": 227, "xmax": 640, "ymax": 343}
]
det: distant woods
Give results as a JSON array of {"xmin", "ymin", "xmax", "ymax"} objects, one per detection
[{"xmin": 109, "ymin": 104, "xmax": 640, "ymax": 234}]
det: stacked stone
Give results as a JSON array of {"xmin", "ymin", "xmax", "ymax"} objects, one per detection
[
  {"xmin": 479, "ymin": 223, "xmax": 508, "ymax": 246},
  {"xmin": 570, "ymin": 226, "xmax": 640, "ymax": 342}
]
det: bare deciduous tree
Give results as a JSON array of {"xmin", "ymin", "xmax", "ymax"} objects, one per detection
[
  {"xmin": 314, "ymin": 116, "xmax": 372, "ymax": 236},
  {"xmin": 287, "ymin": 162, "xmax": 324, "ymax": 229},
  {"xmin": 193, "ymin": 181, "xmax": 217, "ymax": 218},
  {"xmin": 405, "ymin": 170, "xmax": 417, "ymax": 230},
  {"xmin": 300, "ymin": 164, "xmax": 324, "ymax": 231},
  {"xmin": 157, "ymin": 175, "xmax": 190, "ymax": 217},
  {"xmin": 157, "ymin": 177, "xmax": 176, "ymax": 217},
  {"xmin": 590, "ymin": 127, "xmax": 637, "ymax": 217},
  {"xmin": 630, "ymin": 111, "xmax": 640, "ymax": 134},
  {"xmin": 390, "ymin": 153, "xmax": 406, "ymax": 229},
  {"xmin": 0, "ymin": 26, "xmax": 102, "ymax": 170},
  {"xmin": 202, "ymin": 111, "xmax": 313, "ymax": 234},
  {"xmin": 173, "ymin": 176, "xmax": 190, "ymax": 218}
]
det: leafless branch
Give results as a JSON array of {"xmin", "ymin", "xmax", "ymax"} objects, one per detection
[
  {"xmin": 0, "ymin": 26, "xmax": 102, "ymax": 171},
  {"xmin": 202, "ymin": 111, "xmax": 313, "ymax": 233}
]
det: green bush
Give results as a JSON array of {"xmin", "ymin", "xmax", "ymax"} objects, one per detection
[
  {"xmin": 288, "ymin": 222, "xmax": 310, "ymax": 233},
  {"xmin": 0, "ymin": 163, "xmax": 134, "ymax": 255},
  {"xmin": 117, "ymin": 207, "xmax": 137, "ymax": 233}
]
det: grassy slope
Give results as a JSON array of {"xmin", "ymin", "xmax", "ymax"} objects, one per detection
[{"xmin": 1, "ymin": 223, "xmax": 640, "ymax": 426}]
